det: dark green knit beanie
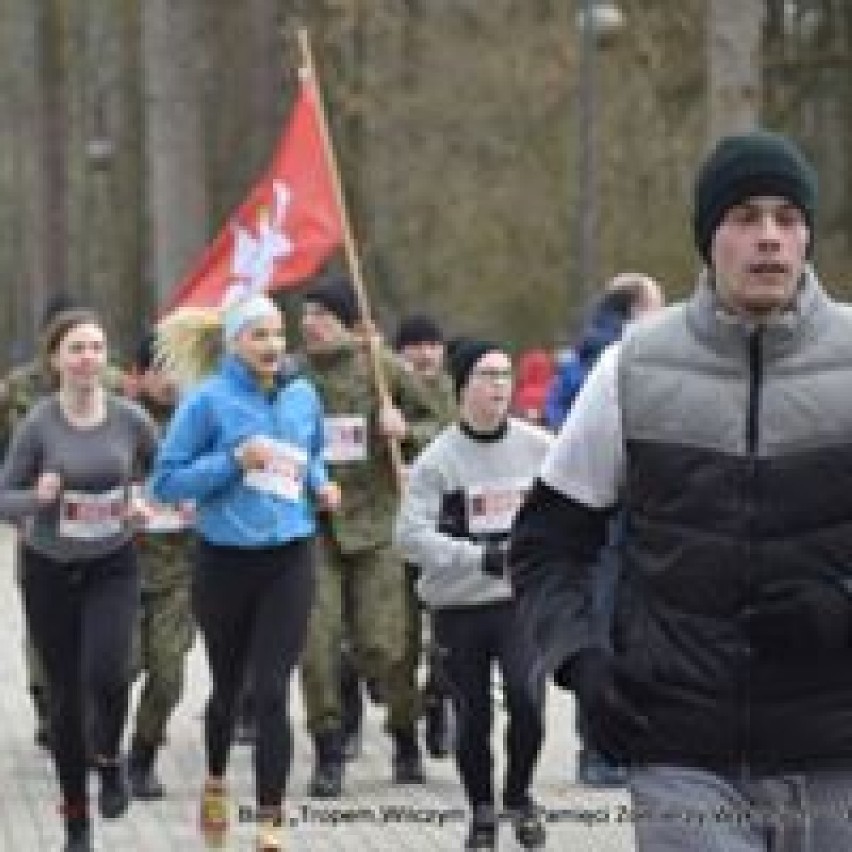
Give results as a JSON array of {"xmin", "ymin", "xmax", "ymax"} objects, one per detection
[{"xmin": 694, "ymin": 130, "xmax": 818, "ymax": 265}]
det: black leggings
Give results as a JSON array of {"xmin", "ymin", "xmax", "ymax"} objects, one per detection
[
  {"xmin": 21, "ymin": 543, "xmax": 140, "ymax": 806},
  {"xmin": 432, "ymin": 601, "xmax": 545, "ymax": 810},
  {"xmin": 193, "ymin": 537, "xmax": 314, "ymax": 809}
]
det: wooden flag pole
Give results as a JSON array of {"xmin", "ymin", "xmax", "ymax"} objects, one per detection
[{"xmin": 296, "ymin": 28, "xmax": 405, "ymax": 490}]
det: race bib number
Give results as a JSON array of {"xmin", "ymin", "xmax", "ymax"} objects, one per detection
[
  {"xmin": 323, "ymin": 415, "xmax": 368, "ymax": 464},
  {"xmin": 59, "ymin": 487, "xmax": 126, "ymax": 540},
  {"xmin": 466, "ymin": 479, "xmax": 529, "ymax": 535},
  {"xmin": 244, "ymin": 439, "xmax": 307, "ymax": 502}
]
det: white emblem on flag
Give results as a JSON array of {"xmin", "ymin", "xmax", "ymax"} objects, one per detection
[{"xmin": 226, "ymin": 180, "xmax": 294, "ymax": 301}]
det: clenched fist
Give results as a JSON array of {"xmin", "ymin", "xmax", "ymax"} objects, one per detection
[
  {"xmin": 35, "ymin": 472, "xmax": 61, "ymax": 505},
  {"xmin": 316, "ymin": 481, "xmax": 342, "ymax": 513},
  {"xmin": 235, "ymin": 437, "xmax": 275, "ymax": 471}
]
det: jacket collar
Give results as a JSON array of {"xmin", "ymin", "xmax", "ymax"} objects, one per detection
[
  {"xmin": 686, "ymin": 264, "xmax": 830, "ymax": 360},
  {"xmin": 220, "ymin": 353, "xmax": 285, "ymax": 395}
]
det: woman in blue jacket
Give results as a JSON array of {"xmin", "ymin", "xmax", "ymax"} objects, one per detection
[{"xmin": 150, "ymin": 292, "xmax": 339, "ymax": 852}]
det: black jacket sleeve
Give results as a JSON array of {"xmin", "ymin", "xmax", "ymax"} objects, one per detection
[{"xmin": 509, "ymin": 477, "xmax": 612, "ymax": 683}]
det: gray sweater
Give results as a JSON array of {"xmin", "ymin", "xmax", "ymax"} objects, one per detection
[
  {"xmin": 395, "ymin": 418, "xmax": 552, "ymax": 608},
  {"xmin": 0, "ymin": 394, "xmax": 158, "ymax": 562}
]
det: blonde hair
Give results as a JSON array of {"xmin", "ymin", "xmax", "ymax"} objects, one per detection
[
  {"xmin": 154, "ymin": 307, "xmax": 225, "ymax": 386},
  {"xmin": 155, "ymin": 293, "xmax": 284, "ymax": 386}
]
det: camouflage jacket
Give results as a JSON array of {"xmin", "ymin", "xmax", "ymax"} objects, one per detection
[
  {"xmin": 304, "ymin": 340, "xmax": 444, "ymax": 554},
  {"xmin": 405, "ymin": 370, "xmax": 457, "ymax": 451},
  {"xmin": 134, "ymin": 396, "xmax": 193, "ymax": 591}
]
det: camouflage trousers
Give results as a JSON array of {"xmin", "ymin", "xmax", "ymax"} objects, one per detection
[
  {"xmin": 130, "ymin": 580, "xmax": 195, "ymax": 748},
  {"xmin": 300, "ymin": 538, "xmax": 418, "ymax": 735}
]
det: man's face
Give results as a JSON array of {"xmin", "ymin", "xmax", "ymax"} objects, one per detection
[
  {"xmin": 461, "ymin": 351, "xmax": 513, "ymax": 426},
  {"xmin": 231, "ymin": 312, "xmax": 285, "ymax": 380},
  {"xmin": 710, "ymin": 195, "xmax": 810, "ymax": 318},
  {"xmin": 301, "ymin": 302, "xmax": 348, "ymax": 352},
  {"xmin": 399, "ymin": 341, "xmax": 444, "ymax": 377}
]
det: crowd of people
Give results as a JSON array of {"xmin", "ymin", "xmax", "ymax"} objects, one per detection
[{"xmin": 1, "ymin": 128, "xmax": 849, "ymax": 852}]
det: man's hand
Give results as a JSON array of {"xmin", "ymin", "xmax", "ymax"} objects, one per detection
[
  {"xmin": 35, "ymin": 471, "xmax": 61, "ymax": 505},
  {"xmin": 483, "ymin": 539, "xmax": 510, "ymax": 577},
  {"xmin": 378, "ymin": 404, "xmax": 408, "ymax": 440},
  {"xmin": 316, "ymin": 481, "xmax": 342, "ymax": 513},
  {"xmin": 561, "ymin": 648, "xmax": 650, "ymax": 761}
]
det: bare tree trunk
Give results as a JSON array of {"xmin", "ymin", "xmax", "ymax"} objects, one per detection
[
  {"xmin": 0, "ymin": 0, "xmax": 72, "ymax": 364},
  {"xmin": 141, "ymin": 0, "xmax": 209, "ymax": 308},
  {"xmin": 707, "ymin": 0, "xmax": 764, "ymax": 142},
  {"xmin": 0, "ymin": 1, "xmax": 36, "ymax": 365},
  {"xmin": 247, "ymin": 0, "xmax": 285, "ymax": 146},
  {"xmin": 36, "ymin": 0, "xmax": 67, "ymax": 316}
]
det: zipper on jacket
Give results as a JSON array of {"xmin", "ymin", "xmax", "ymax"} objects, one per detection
[
  {"xmin": 746, "ymin": 329, "xmax": 763, "ymax": 453},
  {"xmin": 740, "ymin": 326, "xmax": 763, "ymax": 781}
]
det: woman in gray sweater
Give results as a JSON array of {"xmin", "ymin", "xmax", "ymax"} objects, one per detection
[
  {"xmin": 0, "ymin": 309, "xmax": 158, "ymax": 852},
  {"xmin": 395, "ymin": 339, "xmax": 552, "ymax": 851}
]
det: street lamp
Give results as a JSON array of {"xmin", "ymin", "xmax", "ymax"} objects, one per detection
[{"xmin": 575, "ymin": 1, "xmax": 624, "ymax": 316}]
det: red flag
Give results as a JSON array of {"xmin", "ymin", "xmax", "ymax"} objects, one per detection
[{"xmin": 165, "ymin": 76, "xmax": 342, "ymax": 310}]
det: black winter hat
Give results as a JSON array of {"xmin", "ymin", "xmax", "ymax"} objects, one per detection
[
  {"xmin": 394, "ymin": 314, "xmax": 443, "ymax": 351},
  {"xmin": 694, "ymin": 130, "xmax": 818, "ymax": 265},
  {"xmin": 305, "ymin": 275, "xmax": 360, "ymax": 329},
  {"xmin": 447, "ymin": 338, "xmax": 503, "ymax": 399}
]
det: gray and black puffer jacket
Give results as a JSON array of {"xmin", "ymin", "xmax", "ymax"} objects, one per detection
[{"xmin": 513, "ymin": 268, "xmax": 852, "ymax": 774}]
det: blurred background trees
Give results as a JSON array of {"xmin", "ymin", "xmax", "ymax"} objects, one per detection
[{"xmin": 0, "ymin": 0, "xmax": 850, "ymax": 366}]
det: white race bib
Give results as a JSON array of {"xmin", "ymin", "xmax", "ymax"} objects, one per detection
[
  {"xmin": 466, "ymin": 479, "xmax": 529, "ymax": 536},
  {"xmin": 244, "ymin": 438, "xmax": 307, "ymax": 502},
  {"xmin": 323, "ymin": 415, "xmax": 368, "ymax": 464},
  {"xmin": 59, "ymin": 487, "xmax": 126, "ymax": 540}
]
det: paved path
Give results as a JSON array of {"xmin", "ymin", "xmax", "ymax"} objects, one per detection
[{"xmin": 0, "ymin": 523, "xmax": 635, "ymax": 850}]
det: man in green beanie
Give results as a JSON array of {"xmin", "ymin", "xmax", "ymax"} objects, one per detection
[
  {"xmin": 512, "ymin": 131, "xmax": 852, "ymax": 851},
  {"xmin": 123, "ymin": 334, "xmax": 195, "ymax": 800},
  {"xmin": 297, "ymin": 275, "xmax": 445, "ymax": 798}
]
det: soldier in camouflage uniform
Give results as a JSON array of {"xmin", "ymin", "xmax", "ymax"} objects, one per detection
[
  {"xmin": 0, "ymin": 295, "xmax": 125, "ymax": 749},
  {"xmin": 298, "ymin": 276, "xmax": 443, "ymax": 798},
  {"xmin": 123, "ymin": 335, "xmax": 195, "ymax": 799},
  {"xmin": 337, "ymin": 313, "xmax": 457, "ymax": 762},
  {"xmin": 392, "ymin": 315, "xmax": 458, "ymax": 761}
]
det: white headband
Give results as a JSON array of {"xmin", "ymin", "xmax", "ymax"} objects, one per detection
[{"xmin": 222, "ymin": 292, "xmax": 280, "ymax": 342}]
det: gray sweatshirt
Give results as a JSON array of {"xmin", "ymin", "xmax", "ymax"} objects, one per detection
[
  {"xmin": 0, "ymin": 394, "xmax": 158, "ymax": 562},
  {"xmin": 395, "ymin": 418, "xmax": 552, "ymax": 608}
]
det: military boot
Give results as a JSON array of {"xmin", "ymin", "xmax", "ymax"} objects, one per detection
[
  {"xmin": 308, "ymin": 730, "xmax": 344, "ymax": 798},
  {"xmin": 128, "ymin": 740, "xmax": 166, "ymax": 800},
  {"xmin": 391, "ymin": 727, "xmax": 425, "ymax": 784},
  {"xmin": 96, "ymin": 758, "xmax": 130, "ymax": 819}
]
